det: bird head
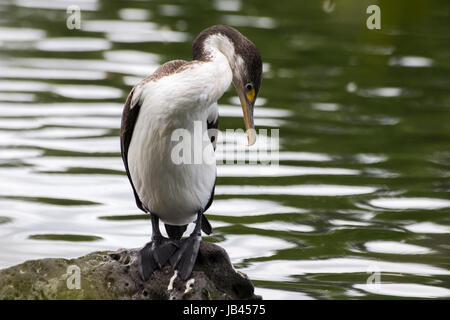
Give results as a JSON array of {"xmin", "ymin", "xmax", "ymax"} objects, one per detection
[
  {"xmin": 193, "ymin": 25, "xmax": 263, "ymax": 146},
  {"xmin": 232, "ymin": 39, "xmax": 262, "ymax": 146}
]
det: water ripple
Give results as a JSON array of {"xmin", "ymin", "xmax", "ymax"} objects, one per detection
[
  {"xmin": 243, "ymin": 258, "xmax": 450, "ymax": 282},
  {"xmin": 217, "ymin": 165, "xmax": 360, "ymax": 177},
  {"xmin": 248, "ymin": 221, "xmax": 314, "ymax": 232},
  {"xmin": 14, "ymin": 57, "xmax": 158, "ymax": 77},
  {"xmin": 354, "ymin": 283, "xmax": 450, "ymax": 298},
  {"xmin": 81, "ymin": 20, "xmax": 190, "ymax": 43},
  {"xmin": 389, "ymin": 56, "xmax": 434, "ymax": 68},
  {"xmin": 216, "ymin": 185, "xmax": 377, "ymax": 196},
  {"xmin": 255, "ymin": 287, "xmax": 314, "ymax": 300},
  {"xmin": 118, "ymin": 8, "xmax": 151, "ymax": 21},
  {"xmin": 0, "ymin": 66, "xmax": 106, "ymax": 80},
  {"xmin": 365, "ymin": 241, "xmax": 434, "ymax": 255},
  {"xmin": 209, "ymin": 199, "xmax": 305, "ymax": 216},
  {"xmin": 35, "ymin": 37, "xmax": 111, "ymax": 52},
  {"xmin": 0, "ymin": 27, "xmax": 46, "ymax": 41},
  {"xmin": 221, "ymin": 235, "xmax": 296, "ymax": 262},
  {"xmin": 15, "ymin": 0, "xmax": 98, "ymax": 11},
  {"xmin": 53, "ymin": 85, "xmax": 123, "ymax": 100},
  {"xmin": 404, "ymin": 222, "xmax": 450, "ymax": 234},
  {"xmin": 369, "ymin": 197, "xmax": 450, "ymax": 210},
  {"xmin": 222, "ymin": 15, "xmax": 277, "ymax": 29}
]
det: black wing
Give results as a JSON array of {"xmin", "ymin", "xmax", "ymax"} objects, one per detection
[
  {"xmin": 200, "ymin": 111, "xmax": 219, "ymax": 235},
  {"xmin": 120, "ymin": 87, "xmax": 145, "ymax": 212}
]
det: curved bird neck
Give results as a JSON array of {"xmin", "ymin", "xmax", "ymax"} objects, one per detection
[
  {"xmin": 190, "ymin": 34, "xmax": 236, "ymax": 106},
  {"xmin": 198, "ymin": 34, "xmax": 236, "ymax": 62},
  {"xmin": 193, "ymin": 33, "xmax": 242, "ymax": 85}
]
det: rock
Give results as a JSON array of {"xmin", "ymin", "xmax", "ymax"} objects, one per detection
[{"xmin": 0, "ymin": 242, "xmax": 261, "ymax": 300}]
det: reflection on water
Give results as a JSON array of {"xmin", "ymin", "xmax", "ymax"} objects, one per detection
[
  {"xmin": 0, "ymin": 66, "xmax": 106, "ymax": 80},
  {"xmin": 14, "ymin": 0, "xmax": 99, "ymax": 11},
  {"xmin": 207, "ymin": 199, "xmax": 305, "ymax": 216},
  {"xmin": 216, "ymin": 184, "xmax": 377, "ymax": 196},
  {"xmin": 364, "ymin": 241, "xmax": 433, "ymax": 255},
  {"xmin": 81, "ymin": 19, "xmax": 190, "ymax": 43},
  {"xmin": 388, "ymin": 56, "xmax": 434, "ymax": 68},
  {"xmin": 405, "ymin": 222, "xmax": 450, "ymax": 234},
  {"xmin": 221, "ymin": 234, "xmax": 296, "ymax": 263},
  {"xmin": 248, "ymin": 221, "xmax": 315, "ymax": 233},
  {"xmin": 242, "ymin": 258, "xmax": 450, "ymax": 282},
  {"xmin": 0, "ymin": 27, "xmax": 46, "ymax": 41},
  {"xmin": 35, "ymin": 37, "xmax": 112, "ymax": 52},
  {"xmin": 369, "ymin": 198, "xmax": 450, "ymax": 210},
  {"xmin": 255, "ymin": 287, "xmax": 314, "ymax": 300},
  {"xmin": 353, "ymin": 283, "xmax": 450, "ymax": 299},
  {"xmin": 217, "ymin": 165, "xmax": 360, "ymax": 177},
  {"xmin": 0, "ymin": 0, "xmax": 449, "ymax": 300}
]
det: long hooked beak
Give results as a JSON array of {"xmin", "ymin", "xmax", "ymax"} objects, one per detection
[{"xmin": 237, "ymin": 90, "xmax": 256, "ymax": 146}]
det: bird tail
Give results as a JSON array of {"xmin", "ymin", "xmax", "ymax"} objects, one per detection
[
  {"xmin": 164, "ymin": 224, "xmax": 187, "ymax": 240},
  {"xmin": 201, "ymin": 213, "xmax": 213, "ymax": 235},
  {"xmin": 164, "ymin": 213, "xmax": 212, "ymax": 239}
]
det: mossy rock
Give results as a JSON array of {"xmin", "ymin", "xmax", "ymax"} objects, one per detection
[{"xmin": 0, "ymin": 242, "xmax": 260, "ymax": 300}]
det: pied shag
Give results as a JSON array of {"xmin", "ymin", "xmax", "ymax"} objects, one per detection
[{"xmin": 120, "ymin": 25, "xmax": 262, "ymax": 281}]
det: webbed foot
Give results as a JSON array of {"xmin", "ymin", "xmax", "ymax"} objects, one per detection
[
  {"xmin": 169, "ymin": 233, "xmax": 201, "ymax": 280},
  {"xmin": 138, "ymin": 236, "xmax": 179, "ymax": 281}
]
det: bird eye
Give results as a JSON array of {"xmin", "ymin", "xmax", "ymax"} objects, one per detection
[{"xmin": 245, "ymin": 83, "xmax": 253, "ymax": 91}]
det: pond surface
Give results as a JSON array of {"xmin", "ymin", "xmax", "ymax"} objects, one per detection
[{"xmin": 0, "ymin": 0, "xmax": 449, "ymax": 299}]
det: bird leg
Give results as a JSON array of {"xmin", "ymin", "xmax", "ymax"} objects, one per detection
[
  {"xmin": 169, "ymin": 210, "xmax": 203, "ymax": 280},
  {"xmin": 138, "ymin": 214, "xmax": 179, "ymax": 281}
]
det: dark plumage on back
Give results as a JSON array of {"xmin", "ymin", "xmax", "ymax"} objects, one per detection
[{"xmin": 142, "ymin": 59, "xmax": 189, "ymax": 83}]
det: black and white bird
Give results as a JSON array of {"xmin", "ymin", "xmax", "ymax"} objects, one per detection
[{"xmin": 120, "ymin": 25, "xmax": 262, "ymax": 281}]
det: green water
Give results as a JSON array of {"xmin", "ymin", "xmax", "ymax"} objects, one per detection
[{"xmin": 0, "ymin": 0, "xmax": 449, "ymax": 299}]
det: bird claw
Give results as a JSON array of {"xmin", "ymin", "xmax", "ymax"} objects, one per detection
[
  {"xmin": 138, "ymin": 237, "xmax": 179, "ymax": 281},
  {"xmin": 139, "ymin": 212, "xmax": 203, "ymax": 281},
  {"xmin": 170, "ymin": 234, "xmax": 201, "ymax": 280}
]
